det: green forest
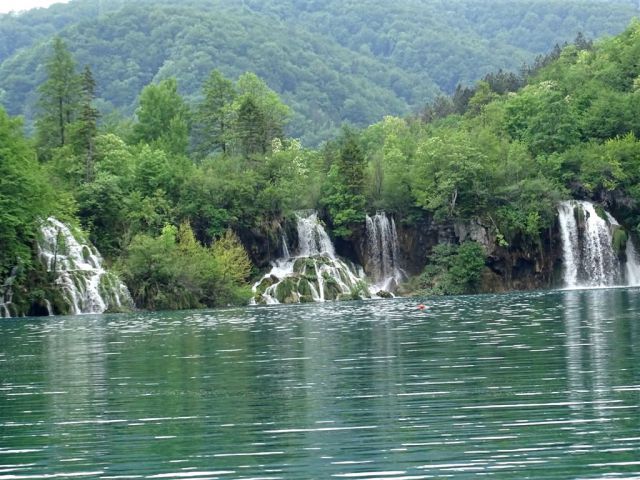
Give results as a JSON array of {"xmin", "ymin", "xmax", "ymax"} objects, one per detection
[
  {"xmin": 3, "ymin": 14, "xmax": 640, "ymax": 312},
  {"xmin": 0, "ymin": 0, "xmax": 638, "ymax": 144}
]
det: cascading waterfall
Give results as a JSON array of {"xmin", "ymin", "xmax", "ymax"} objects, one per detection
[
  {"xmin": 558, "ymin": 200, "xmax": 640, "ymax": 288},
  {"xmin": 365, "ymin": 213, "xmax": 404, "ymax": 291},
  {"xmin": 0, "ymin": 267, "xmax": 18, "ymax": 318},
  {"xmin": 625, "ymin": 238, "xmax": 640, "ymax": 285},
  {"xmin": 37, "ymin": 217, "xmax": 133, "ymax": 315},
  {"xmin": 281, "ymin": 234, "xmax": 290, "ymax": 259},
  {"xmin": 252, "ymin": 211, "xmax": 370, "ymax": 304}
]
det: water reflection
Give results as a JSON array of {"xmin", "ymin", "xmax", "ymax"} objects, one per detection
[
  {"xmin": 563, "ymin": 289, "xmax": 618, "ymax": 420},
  {"xmin": 564, "ymin": 290, "xmax": 586, "ymax": 414},
  {"xmin": 45, "ymin": 316, "xmax": 108, "ymax": 468},
  {"xmin": 1, "ymin": 291, "xmax": 639, "ymax": 478}
]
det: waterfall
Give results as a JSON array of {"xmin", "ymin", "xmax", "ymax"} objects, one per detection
[
  {"xmin": 1, "ymin": 267, "xmax": 19, "ymax": 318},
  {"xmin": 296, "ymin": 211, "xmax": 336, "ymax": 258},
  {"xmin": 252, "ymin": 211, "xmax": 370, "ymax": 304},
  {"xmin": 365, "ymin": 213, "xmax": 404, "ymax": 291},
  {"xmin": 558, "ymin": 200, "xmax": 640, "ymax": 288},
  {"xmin": 281, "ymin": 235, "xmax": 290, "ymax": 260},
  {"xmin": 626, "ymin": 240, "xmax": 640, "ymax": 286},
  {"xmin": 37, "ymin": 217, "xmax": 133, "ymax": 315}
]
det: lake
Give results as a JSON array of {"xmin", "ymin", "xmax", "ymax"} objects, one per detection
[{"xmin": 1, "ymin": 288, "xmax": 640, "ymax": 479}]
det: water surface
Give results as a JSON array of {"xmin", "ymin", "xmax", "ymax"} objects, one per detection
[{"xmin": 1, "ymin": 289, "xmax": 640, "ymax": 478}]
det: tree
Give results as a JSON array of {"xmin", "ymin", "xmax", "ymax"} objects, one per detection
[
  {"xmin": 321, "ymin": 128, "xmax": 367, "ymax": 238},
  {"xmin": 132, "ymin": 78, "xmax": 190, "ymax": 155},
  {"xmin": 73, "ymin": 65, "xmax": 100, "ymax": 182},
  {"xmin": 417, "ymin": 242, "xmax": 486, "ymax": 295},
  {"xmin": 411, "ymin": 132, "xmax": 489, "ymax": 219},
  {"xmin": 0, "ymin": 108, "xmax": 56, "ymax": 276},
  {"xmin": 193, "ymin": 69, "xmax": 236, "ymax": 157},
  {"xmin": 504, "ymin": 81, "xmax": 581, "ymax": 156},
  {"xmin": 35, "ymin": 37, "xmax": 80, "ymax": 156},
  {"xmin": 235, "ymin": 96, "xmax": 267, "ymax": 156},
  {"xmin": 123, "ymin": 222, "xmax": 251, "ymax": 310},
  {"xmin": 230, "ymin": 72, "xmax": 290, "ymax": 156}
]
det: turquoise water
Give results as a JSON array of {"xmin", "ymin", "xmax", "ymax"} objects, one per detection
[{"xmin": 1, "ymin": 288, "xmax": 640, "ymax": 478}]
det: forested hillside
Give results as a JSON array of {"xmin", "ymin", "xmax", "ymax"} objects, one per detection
[
  {"xmin": 2, "ymin": 18, "xmax": 640, "ymax": 314},
  {"xmin": 0, "ymin": 0, "xmax": 637, "ymax": 144}
]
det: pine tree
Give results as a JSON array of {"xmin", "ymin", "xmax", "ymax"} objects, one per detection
[
  {"xmin": 75, "ymin": 65, "xmax": 100, "ymax": 182},
  {"xmin": 337, "ymin": 127, "xmax": 366, "ymax": 196},
  {"xmin": 235, "ymin": 96, "xmax": 267, "ymax": 156},
  {"xmin": 320, "ymin": 128, "xmax": 367, "ymax": 238},
  {"xmin": 230, "ymin": 72, "xmax": 290, "ymax": 157},
  {"xmin": 194, "ymin": 70, "xmax": 236, "ymax": 157},
  {"xmin": 36, "ymin": 37, "xmax": 81, "ymax": 156}
]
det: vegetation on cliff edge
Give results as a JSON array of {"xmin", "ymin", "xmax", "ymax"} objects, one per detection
[{"xmin": 3, "ymin": 19, "xmax": 640, "ymax": 310}]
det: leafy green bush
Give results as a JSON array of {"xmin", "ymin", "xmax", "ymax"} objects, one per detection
[
  {"xmin": 122, "ymin": 222, "xmax": 251, "ymax": 310},
  {"xmin": 416, "ymin": 242, "xmax": 487, "ymax": 295}
]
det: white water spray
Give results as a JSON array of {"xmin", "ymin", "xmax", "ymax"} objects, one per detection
[
  {"xmin": 558, "ymin": 201, "xmax": 640, "ymax": 288},
  {"xmin": 365, "ymin": 213, "xmax": 404, "ymax": 291},
  {"xmin": 0, "ymin": 267, "xmax": 19, "ymax": 318},
  {"xmin": 37, "ymin": 217, "xmax": 133, "ymax": 315},
  {"xmin": 252, "ymin": 211, "xmax": 370, "ymax": 304}
]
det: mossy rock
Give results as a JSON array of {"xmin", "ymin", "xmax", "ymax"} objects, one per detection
[
  {"xmin": 337, "ymin": 269, "xmax": 353, "ymax": 285},
  {"xmin": 293, "ymin": 257, "xmax": 316, "ymax": 273},
  {"xmin": 49, "ymin": 290, "xmax": 71, "ymax": 315},
  {"xmin": 297, "ymin": 279, "xmax": 314, "ymax": 298},
  {"xmin": 82, "ymin": 245, "xmax": 92, "ymax": 262},
  {"xmin": 275, "ymin": 277, "xmax": 299, "ymax": 304},
  {"xmin": 324, "ymin": 276, "xmax": 339, "ymax": 287},
  {"xmin": 315, "ymin": 255, "xmax": 333, "ymax": 267},
  {"xmin": 323, "ymin": 280, "xmax": 343, "ymax": 301},
  {"xmin": 574, "ymin": 204, "xmax": 585, "ymax": 228},
  {"xmin": 612, "ymin": 227, "xmax": 628, "ymax": 256},
  {"xmin": 303, "ymin": 269, "xmax": 319, "ymax": 283},
  {"xmin": 299, "ymin": 294, "xmax": 315, "ymax": 303},
  {"xmin": 71, "ymin": 271, "xmax": 89, "ymax": 292},
  {"xmin": 376, "ymin": 290, "xmax": 394, "ymax": 299},
  {"xmin": 255, "ymin": 276, "xmax": 276, "ymax": 295},
  {"xmin": 594, "ymin": 205, "xmax": 607, "ymax": 221},
  {"xmin": 104, "ymin": 304, "xmax": 131, "ymax": 314}
]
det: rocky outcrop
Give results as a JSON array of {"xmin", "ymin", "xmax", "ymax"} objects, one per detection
[
  {"xmin": 343, "ymin": 214, "xmax": 456, "ymax": 277},
  {"xmin": 360, "ymin": 213, "xmax": 562, "ymax": 293},
  {"xmin": 259, "ymin": 211, "xmax": 565, "ymax": 296}
]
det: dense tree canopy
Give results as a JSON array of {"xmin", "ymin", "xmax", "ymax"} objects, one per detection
[
  {"xmin": 0, "ymin": 107, "xmax": 63, "ymax": 277},
  {"xmin": 0, "ymin": 0, "xmax": 636, "ymax": 144},
  {"xmin": 3, "ymin": 9, "xmax": 640, "ymax": 309}
]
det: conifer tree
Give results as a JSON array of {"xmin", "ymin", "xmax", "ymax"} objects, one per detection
[
  {"xmin": 75, "ymin": 65, "xmax": 100, "ymax": 182},
  {"xmin": 36, "ymin": 37, "xmax": 81, "ymax": 156},
  {"xmin": 235, "ymin": 96, "xmax": 267, "ymax": 156},
  {"xmin": 194, "ymin": 70, "xmax": 236, "ymax": 157},
  {"xmin": 230, "ymin": 72, "xmax": 290, "ymax": 157}
]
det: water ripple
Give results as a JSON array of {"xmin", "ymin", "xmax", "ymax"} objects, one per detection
[{"xmin": 1, "ymin": 289, "xmax": 639, "ymax": 478}]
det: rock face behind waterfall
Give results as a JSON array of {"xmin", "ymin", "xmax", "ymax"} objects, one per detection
[
  {"xmin": 558, "ymin": 200, "xmax": 640, "ymax": 288},
  {"xmin": 37, "ymin": 217, "xmax": 133, "ymax": 315},
  {"xmin": 252, "ymin": 211, "xmax": 369, "ymax": 304}
]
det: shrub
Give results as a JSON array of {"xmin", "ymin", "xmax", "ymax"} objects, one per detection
[{"xmin": 417, "ymin": 241, "xmax": 487, "ymax": 295}]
